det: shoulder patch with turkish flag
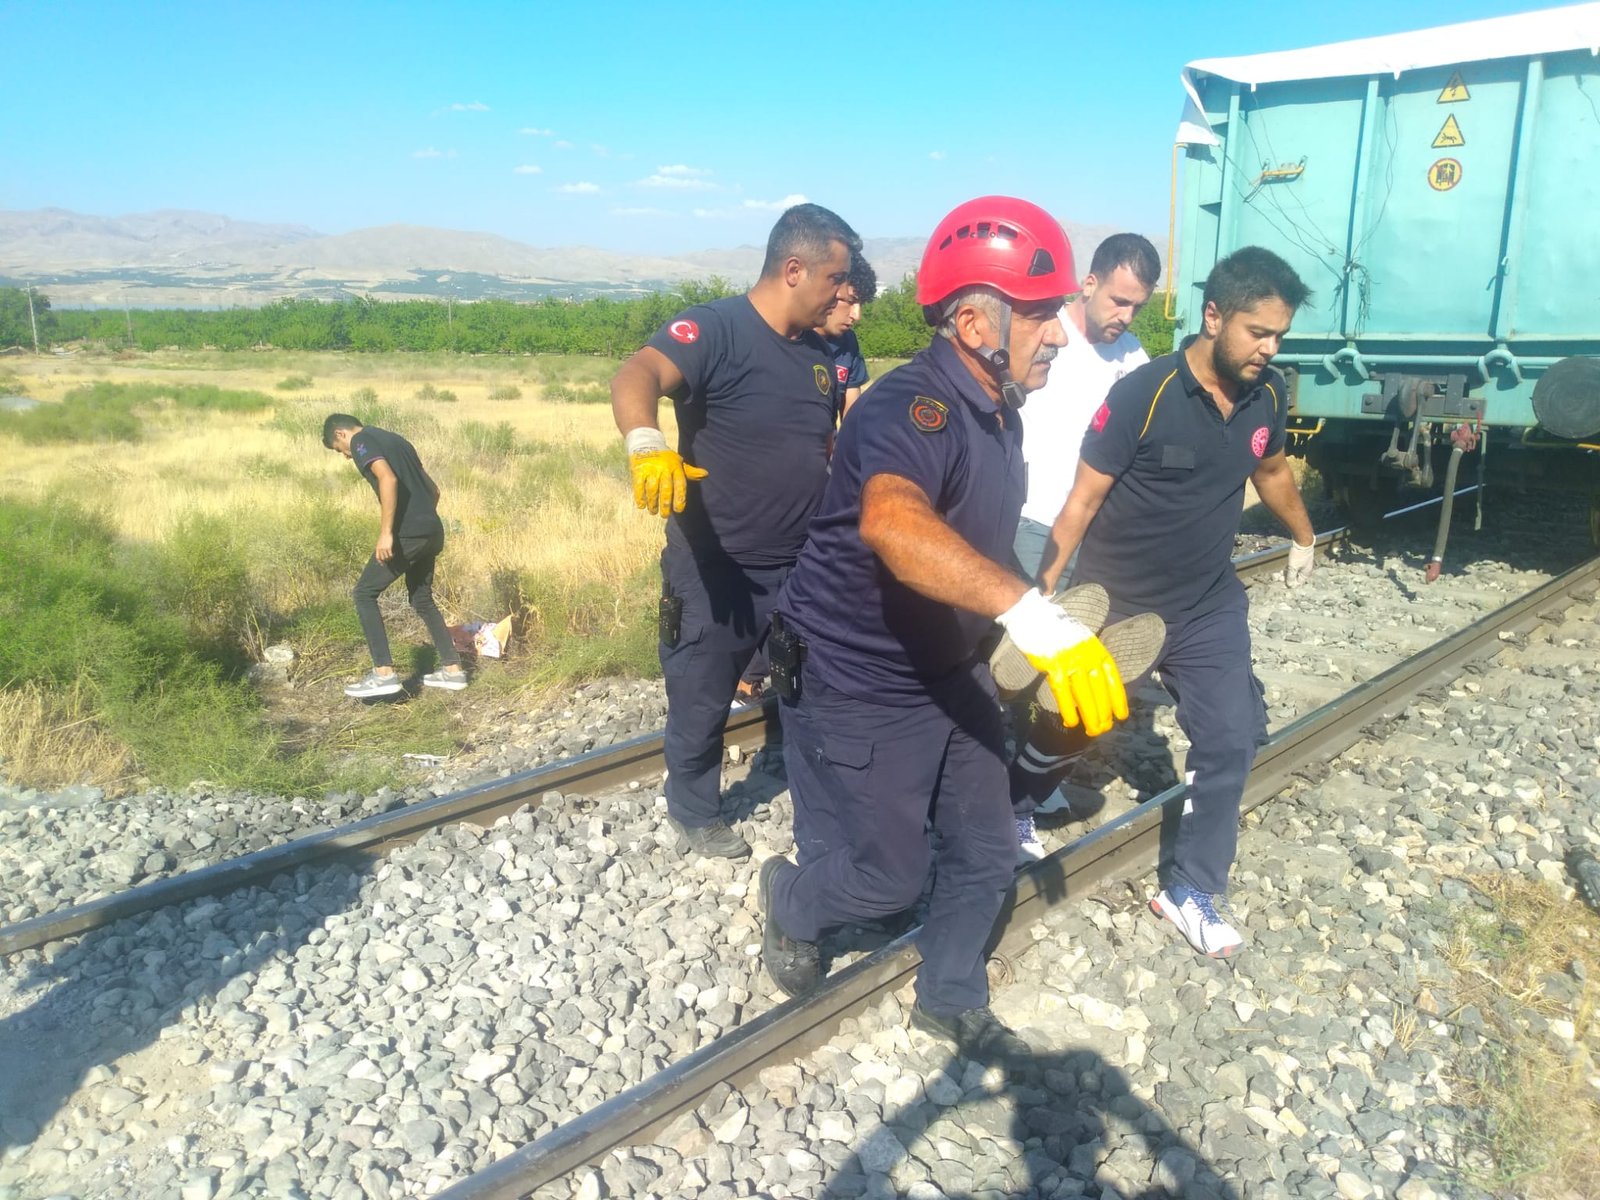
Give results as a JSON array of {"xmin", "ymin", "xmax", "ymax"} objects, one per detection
[
  {"xmin": 1090, "ymin": 402, "xmax": 1111, "ymax": 433},
  {"xmin": 668, "ymin": 318, "xmax": 699, "ymax": 344},
  {"xmin": 909, "ymin": 396, "xmax": 948, "ymax": 433}
]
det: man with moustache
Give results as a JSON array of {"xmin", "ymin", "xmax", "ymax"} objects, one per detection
[
  {"xmin": 1028, "ymin": 246, "xmax": 1317, "ymax": 958},
  {"xmin": 757, "ymin": 197, "xmax": 1136, "ymax": 1059},
  {"xmin": 610, "ymin": 203, "xmax": 860, "ymax": 861}
]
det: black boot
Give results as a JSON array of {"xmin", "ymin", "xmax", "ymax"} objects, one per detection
[
  {"xmin": 759, "ymin": 857, "xmax": 822, "ymax": 997},
  {"xmin": 669, "ymin": 816, "xmax": 751, "ymax": 860},
  {"xmin": 910, "ymin": 1002, "xmax": 1031, "ymax": 1062}
]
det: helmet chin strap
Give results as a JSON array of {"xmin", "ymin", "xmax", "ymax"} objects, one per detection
[{"xmin": 972, "ymin": 300, "xmax": 1029, "ymax": 409}]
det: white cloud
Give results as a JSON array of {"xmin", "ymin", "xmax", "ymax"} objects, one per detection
[
  {"xmin": 693, "ymin": 207, "xmax": 734, "ymax": 219},
  {"xmin": 640, "ymin": 166, "xmax": 717, "ymax": 190},
  {"xmin": 929, "ymin": 150, "xmax": 947, "ymax": 160},
  {"xmin": 742, "ymin": 193, "xmax": 807, "ymax": 212},
  {"xmin": 556, "ymin": 181, "xmax": 602, "ymax": 194},
  {"xmin": 612, "ymin": 206, "xmax": 673, "ymax": 217},
  {"xmin": 520, "ymin": 126, "xmax": 555, "ymax": 136},
  {"xmin": 413, "ymin": 147, "xmax": 457, "ymax": 159},
  {"xmin": 554, "ymin": 139, "xmax": 575, "ymax": 150},
  {"xmin": 448, "ymin": 101, "xmax": 490, "ymax": 112},
  {"xmin": 591, "ymin": 144, "xmax": 611, "ymax": 157},
  {"xmin": 513, "ymin": 164, "xmax": 543, "ymax": 175}
]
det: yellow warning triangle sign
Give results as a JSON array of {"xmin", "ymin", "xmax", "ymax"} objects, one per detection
[
  {"xmin": 1438, "ymin": 71, "xmax": 1470, "ymax": 103},
  {"xmin": 1433, "ymin": 114, "xmax": 1466, "ymax": 148}
]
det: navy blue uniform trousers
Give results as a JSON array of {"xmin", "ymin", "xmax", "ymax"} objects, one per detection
[
  {"xmin": 769, "ymin": 658, "xmax": 1015, "ymax": 1016},
  {"xmin": 660, "ymin": 540, "xmax": 789, "ymax": 827},
  {"xmin": 1154, "ymin": 593, "xmax": 1268, "ymax": 895}
]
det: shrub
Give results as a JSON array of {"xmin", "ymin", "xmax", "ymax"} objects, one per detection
[
  {"xmin": 488, "ymin": 384, "xmax": 522, "ymax": 401},
  {"xmin": 0, "ymin": 382, "xmax": 143, "ymax": 443},
  {"xmin": 275, "ymin": 373, "xmax": 314, "ymax": 391},
  {"xmin": 457, "ymin": 420, "xmax": 522, "ymax": 460}
]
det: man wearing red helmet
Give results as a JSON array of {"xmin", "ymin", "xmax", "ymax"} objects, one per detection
[{"xmin": 755, "ymin": 197, "xmax": 1143, "ymax": 1060}]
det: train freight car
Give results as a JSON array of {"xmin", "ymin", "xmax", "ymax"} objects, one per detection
[{"xmin": 1173, "ymin": 5, "xmax": 1600, "ymax": 574}]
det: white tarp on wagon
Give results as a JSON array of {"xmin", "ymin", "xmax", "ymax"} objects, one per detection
[{"xmin": 1177, "ymin": 2, "xmax": 1600, "ymax": 145}]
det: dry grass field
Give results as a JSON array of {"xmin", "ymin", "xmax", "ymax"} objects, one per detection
[{"xmin": 0, "ymin": 349, "xmax": 680, "ymax": 792}]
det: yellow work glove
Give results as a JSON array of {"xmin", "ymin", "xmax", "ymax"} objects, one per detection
[
  {"xmin": 995, "ymin": 589, "xmax": 1129, "ymax": 736},
  {"xmin": 625, "ymin": 428, "xmax": 708, "ymax": 517}
]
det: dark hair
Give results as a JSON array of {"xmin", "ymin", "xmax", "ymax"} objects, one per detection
[
  {"xmin": 1089, "ymin": 233, "xmax": 1161, "ymax": 290},
  {"xmin": 760, "ymin": 203, "xmax": 861, "ymax": 279},
  {"xmin": 1203, "ymin": 246, "xmax": 1312, "ymax": 317},
  {"xmin": 848, "ymin": 256, "xmax": 878, "ymax": 305},
  {"xmin": 322, "ymin": 412, "xmax": 362, "ymax": 448}
]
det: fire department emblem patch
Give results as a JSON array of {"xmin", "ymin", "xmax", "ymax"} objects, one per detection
[
  {"xmin": 835, "ymin": 364, "xmax": 849, "ymax": 383},
  {"xmin": 1250, "ymin": 426, "xmax": 1270, "ymax": 458},
  {"xmin": 1090, "ymin": 402, "xmax": 1111, "ymax": 433},
  {"xmin": 814, "ymin": 364, "xmax": 831, "ymax": 394},
  {"xmin": 668, "ymin": 319, "xmax": 699, "ymax": 344},
  {"xmin": 909, "ymin": 396, "xmax": 948, "ymax": 433}
]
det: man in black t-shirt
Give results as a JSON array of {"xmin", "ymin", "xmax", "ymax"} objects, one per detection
[
  {"xmin": 820, "ymin": 256, "xmax": 877, "ymax": 421},
  {"xmin": 1026, "ymin": 247, "xmax": 1318, "ymax": 959},
  {"xmin": 323, "ymin": 413, "xmax": 466, "ymax": 698},
  {"xmin": 610, "ymin": 203, "xmax": 860, "ymax": 860}
]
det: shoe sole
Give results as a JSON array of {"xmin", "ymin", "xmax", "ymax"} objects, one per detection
[
  {"xmin": 1036, "ymin": 611, "xmax": 1167, "ymax": 717},
  {"xmin": 422, "ymin": 678, "xmax": 468, "ymax": 691},
  {"xmin": 1149, "ymin": 893, "xmax": 1241, "ymax": 958},
  {"xmin": 990, "ymin": 583, "xmax": 1111, "ymax": 696}
]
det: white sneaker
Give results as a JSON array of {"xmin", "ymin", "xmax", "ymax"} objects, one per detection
[
  {"xmin": 1015, "ymin": 816, "xmax": 1047, "ymax": 864},
  {"xmin": 422, "ymin": 667, "xmax": 468, "ymax": 691},
  {"xmin": 345, "ymin": 670, "xmax": 404, "ymax": 698},
  {"xmin": 1151, "ymin": 887, "xmax": 1243, "ymax": 958}
]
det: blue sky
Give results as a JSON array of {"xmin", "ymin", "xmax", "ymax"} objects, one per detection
[{"xmin": 0, "ymin": 0, "xmax": 1578, "ymax": 254}]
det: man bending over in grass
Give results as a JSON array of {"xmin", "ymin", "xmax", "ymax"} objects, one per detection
[{"xmin": 323, "ymin": 413, "xmax": 467, "ymax": 697}]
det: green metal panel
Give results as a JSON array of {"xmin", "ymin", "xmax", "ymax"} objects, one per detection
[{"xmin": 1179, "ymin": 44, "xmax": 1600, "ymax": 430}]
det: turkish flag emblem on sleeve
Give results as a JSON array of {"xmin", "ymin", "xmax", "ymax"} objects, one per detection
[{"xmin": 1090, "ymin": 402, "xmax": 1111, "ymax": 433}]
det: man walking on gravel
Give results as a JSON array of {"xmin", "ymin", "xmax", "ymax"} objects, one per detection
[
  {"xmin": 758, "ymin": 197, "xmax": 1142, "ymax": 1061},
  {"xmin": 1009, "ymin": 233, "xmax": 1161, "ymax": 861},
  {"xmin": 610, "ymin": 204, "xmax": 860, "ymax": 861},
  {"xmin": 1031, "ymin": 246, "xmax": 1318, "ymax": 958},
  {"xmin": 324, "ymin": 413, "xmax": 467, "ymax": 697}
]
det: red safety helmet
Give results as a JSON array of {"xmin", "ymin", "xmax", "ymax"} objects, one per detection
[{"xmin": 915, "ymin": 196, "xmax": 1078, "ymax": 319}]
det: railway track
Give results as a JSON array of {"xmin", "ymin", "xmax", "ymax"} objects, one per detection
[
  {"xmin": 0, "ymin": 534, "xmax": 1337, "ymax": 960},
  {"xmin": 3, "ymin": 521, "xmax": 1596, "ymax": 1200},
  {"xmin": 432, "ymin": 551, "xmax": 1600, "ymax": 1200}
]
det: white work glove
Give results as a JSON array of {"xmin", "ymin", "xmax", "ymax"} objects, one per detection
[
  {"xmin": 996, "ymin": 590, "xmax": 1128, "ymax": 736},
  {"xmin": 1285, "ymin": 539, "xmax": 1316, "ymax": 588}
]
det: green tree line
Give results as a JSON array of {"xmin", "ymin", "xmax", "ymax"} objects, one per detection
[{"xmin": 1, "ymin": 282, "xmax": 1174, "ymax": 361}]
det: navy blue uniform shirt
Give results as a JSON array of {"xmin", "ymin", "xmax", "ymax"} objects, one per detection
[
  {"xmin": 647, "ymin": 295, "xmax": 836, "ymax": 566},
  {"xmin": 826, "ymin": 329, "xmax": 869, "ymax": 419},
  {"xmin": 779, "ymin": 336, "xmax": 1027, "ymax": 705},
  {"xmin": 349, "ymin": 425, "xmax": 443, "ymax": 538},
  {"xmin": 1074, "ymin": 338, "xmax": 1287, "ymax": 621}
]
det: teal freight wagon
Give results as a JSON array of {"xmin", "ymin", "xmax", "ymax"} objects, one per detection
[{"xmin": 1173, "ymin": 4, "xmax": 1600, "ymax": 566}]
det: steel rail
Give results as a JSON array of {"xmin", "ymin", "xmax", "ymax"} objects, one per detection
[
  {"xmin": 432, "ymin": 551, "xmax": 1598, "ymax": 1200},
  {"xmin": 0, "ymin": 533, "xmax": 1336, "ymax": 958}
]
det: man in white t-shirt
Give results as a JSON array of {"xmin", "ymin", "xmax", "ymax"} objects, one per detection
[{"xmin": 1007, "ymin": 233, "xmax": 1161, "ymax": 860}]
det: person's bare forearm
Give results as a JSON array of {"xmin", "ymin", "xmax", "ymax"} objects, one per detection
[
  {"xmin": 610, "ymin": 354, "xmax": 664, "ymax": 437},
  {"xmin": 1040, "ymin": 465, "xmax": 1115, "ymax": 591},
  {"xmin": 377, "ymin": 475, "xmax": 399, "ymax": 537},
  {"xmin": 1253, "ymin": 459, "xmax": 1314, "ymax": 544},
  {"xmin": 859, "ymin": 475, "xmax": 1028, "ymax": 619}
]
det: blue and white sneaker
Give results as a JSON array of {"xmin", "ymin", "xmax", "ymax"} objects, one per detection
[
  {"xmin": 1151, "ymin": 886, "xmax": 1244, "ymax": 958},
  {"xmin": 344, "ymin": 669, "xmax": 404, "ymax": 698},
  {"xmin": 1015, "ymin": 816, "xmax": 1047, "ymax": 864}
]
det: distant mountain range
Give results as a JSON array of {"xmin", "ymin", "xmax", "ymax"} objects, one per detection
[{"xmin": 0, "ymin": 208, "xmax": 1155, "ymax": 308}]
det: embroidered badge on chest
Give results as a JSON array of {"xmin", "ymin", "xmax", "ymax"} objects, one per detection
[
  {"xmin": 1250, "ymin": 426, "xmax": 1270, "ymax": 458},
  {"xmin": 909, "ymin": 396, "xmax": 948, "ymax": 433},
  {"xmin": 814, "ymin": 364, "xmax": 831, "ymax": 394}
]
